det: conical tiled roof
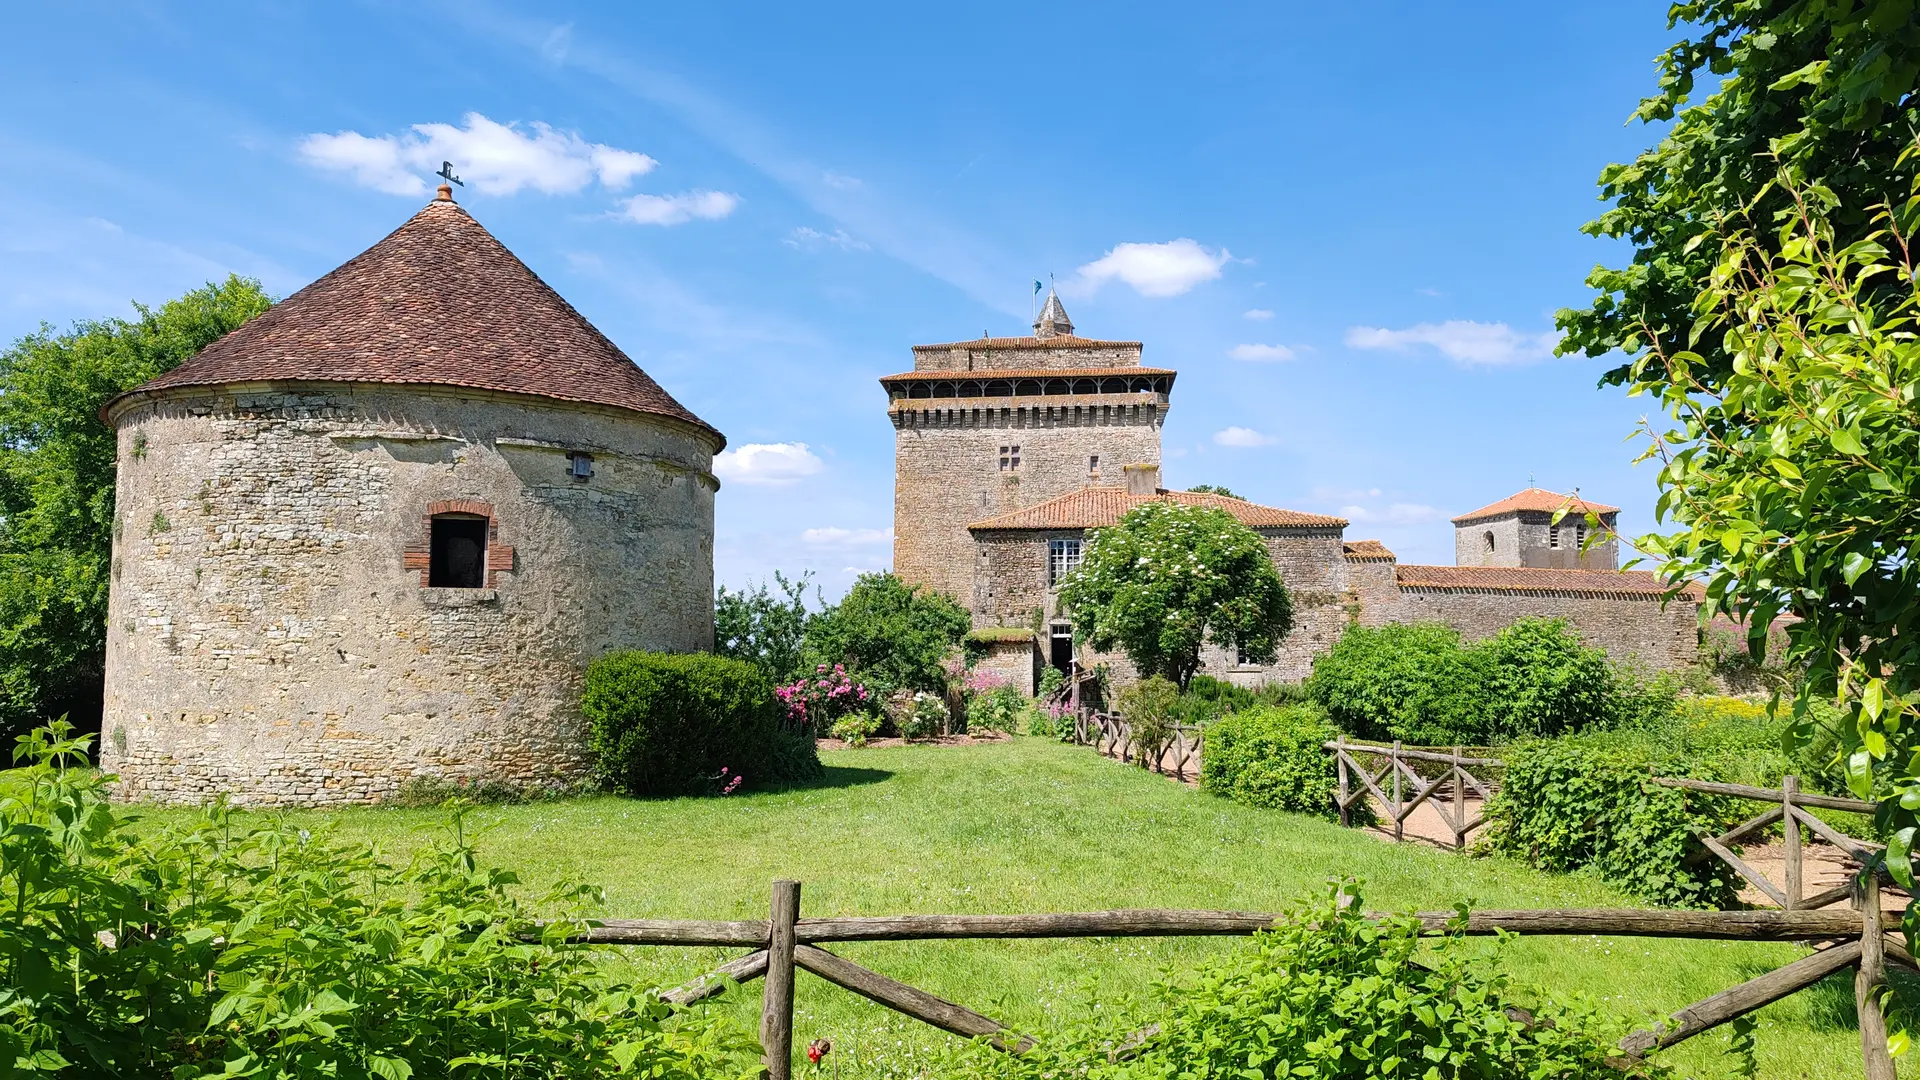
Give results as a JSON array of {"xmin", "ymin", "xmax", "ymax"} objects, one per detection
[
  {"xmin": 1032, "ymin": 290, "xmax": 1073, "ymax": 338},
  {"xmin": 117, "ymin": 190, "xmax": 721, "ymax": 443}
]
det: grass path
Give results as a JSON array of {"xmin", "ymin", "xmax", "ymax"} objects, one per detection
[{"xmin": 149, "ymin": 738, "xmax": 1905, "ymax": 1078}]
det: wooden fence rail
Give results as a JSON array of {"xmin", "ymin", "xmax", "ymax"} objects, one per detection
[
  {"xmin": 1652, "ymin": 773, "xmax": 1885, "ymax": 913},
  {"xmin": 1327, "ymin": 740, "xmax": 1496, "ymax": 849},
  {"xmin": 1068, "ymin": 710, "xmax": 1203, "ymax": 781},
  {"xmin": 583, "ymin": 881, "xmax": 1902, "ymax": 1079}
]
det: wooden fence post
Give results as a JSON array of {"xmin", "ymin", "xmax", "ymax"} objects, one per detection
[
  {"xmin": 1450, "ymin": 746, "xmax": 1466, "ymax": 852},
  {"xmin": 1391, "ymin": 741, "xmax": 1403, "ymax": 842},
  {"xmin": 762, "ymin": 880, "xmax": 801, "ymax": 1080},
  {"xmin": 1782, "ymin": 775, "xmax": 1801, "ymax": 911},
  {"xmin": 1336, "ymin": 746, "xmax": 1351, "ymax": 827},
  {"xmin": 1857, "ymin": 872, "xmax": 1895, "ymax": 1079}
]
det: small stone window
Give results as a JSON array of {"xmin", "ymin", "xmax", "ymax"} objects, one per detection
[
  {"xmin": 404, "ymin": 499, "xmax": 514, "ymax": 588},
  {"xmin": 1575, "ymin": 521, "xmax": 1588, "ymax": 547},
  {"xmin": 1548, "ymin": 526, "xmax": 1561, "ymax": 549},
  {"xmin": 1088, "ymin": 454, "xmax": 1100, "ymax": 476},
  {"xmin": 999, "ymin": 444, "xmax": 1022, "ymax": 472},
  {"xmin": 429, "ymin": 515, "xmax": 488, "ymax": 588},
  {"xmin": 1235, "ymin": 642, "xmax": 1256, "ymax": 667},
  {"xmin": 568, "ymin": 451, "xmax": 594, "ymax": 481},
  {"xmin": 1048, "ymin": 537, "xmax": 1082, "ymax": 585},
  {"xmin": 1482, "ymin": 531, "xmax": 1495, "ymax": 554}
]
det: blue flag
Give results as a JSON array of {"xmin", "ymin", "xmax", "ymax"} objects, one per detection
[{"xmin": 1034, "ymin": 280, "xmax": 1044, "ymax": 295}]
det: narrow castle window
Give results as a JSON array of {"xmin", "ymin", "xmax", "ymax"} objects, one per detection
[
  {"xmin": 1048, "ymin": 537, "xmax": 1082, "ymax": 585},
  {"xmin": 999, "ymin": 444, "xmax": 1021, "ymax": 472},
  {"xmin": 1576, "ymin": 521, "xmax": 1588, "ymax": 547},
  {"xmin": 1548, "ymin": 526, "xmax": 1561, "ymax": 549},
  {"xmin": 1088, "ymin": 454, "xmax": 1100, "ymax": 475},
  {"xmin": 1483, "ymin": 531, "xmax": 1495, "ymax": 553},
  {"xmin": 568, "ymin": 451, "xmax": 594, "ymax": 481},
  {"xmin": 429, "ymin": 514, "xmax": 489, "ymax": 588}
]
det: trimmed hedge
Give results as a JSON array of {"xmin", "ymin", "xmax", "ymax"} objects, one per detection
[
  {"xmin": 584, "ymin": 651, "xmax": 817, "ymax": 796},
  {"xmin": 1480, "ymin": 729, "xmax": 1745, "ymax": 908},
  {"xmin": 1201, "ymin": 704, "xmax": 1344, "ymax": 818}
]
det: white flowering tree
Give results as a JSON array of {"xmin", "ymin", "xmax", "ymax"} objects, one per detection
[{"xmin": 1057, "ymin": 502, "xmax": 1292, "ymax": 691}]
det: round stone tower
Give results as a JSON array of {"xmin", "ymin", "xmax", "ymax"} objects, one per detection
[{"xmin": 99, "ymin": 186, "xmax": 725, "ymax": 805}]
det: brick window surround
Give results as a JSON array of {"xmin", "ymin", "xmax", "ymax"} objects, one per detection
[{"xmin": 402, "ymin": 499, "xmax": 515, "ymax": 587}]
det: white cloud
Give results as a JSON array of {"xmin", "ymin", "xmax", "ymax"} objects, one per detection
[
  {"xmin": 712, "ymin": 442, "xmax": 823, "ymax": 485},
  {"xmin": 786, "ymin": 226, "xmax": 868, "ymax": 251},
  {"xmin": 1228, "ymin": 343, "xmax": 1296, "ymax": 363},
  {"xmin": 619, "ymin": 190, "xmax": 740, "ymax": 225},
  {"xmin": 1071, "ymin": 239, "xmax": 1230, "ymax": 298},
  {"xmin": 801, "ymin": 526, "xmax": 894, "ymax": 546},
  {"xmin": 1313, "ymin": 486, "xmax": 1383, "ymax": 502},
  {"xmin": 1343, "ymin": 320, "xmax": 1560, "ymax": 366},
  {"xmin": 1243, "ymin": 308, "xmax": 1274, "ymax": 321},
  {"xmin": 299, "ymin": 112, "xmax": 656, "ymax": 197},
  {"xmin": 1339, "ymin": 503, "xmax": 1449, "ymax": 526},
  {"xmin": 1212, "ymin": 426, "xmax": 1277, "ymax": 448},
  {"xmin": 820, "ymin": 171, "xmax": 863, "ymax": 190}
]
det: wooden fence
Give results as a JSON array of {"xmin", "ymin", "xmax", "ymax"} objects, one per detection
[
  {"xmin": 1067, "ymin": 710, "xmax": 1204, "ymax": 782},
  {"xmin": 1654, "ymin": 774, "xmax": 1883, "ymax": 912},
  {"xmin": 1327, "ymin": 740, "xmax": 1497, "ymax": 849},
  {"xmin": 585, "ymin": 879, "xmax": 1904, "ymax": 1079}
]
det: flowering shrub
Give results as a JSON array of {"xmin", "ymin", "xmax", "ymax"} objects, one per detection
[
  {"xmin": 774, "ymin": 664, "xmax": 873, "ymax": 733},
  {"xmin": 968, "ymin": 683, "xmax": 1030, "ymax": 735},
  {"xmin": 898, "ymin": 691, "xmax": 948, "ymax": 740}
]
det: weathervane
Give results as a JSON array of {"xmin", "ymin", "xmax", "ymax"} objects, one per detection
[{"xmin": 436, "ymin": 161, "xmax": 464, "ymax": 187}]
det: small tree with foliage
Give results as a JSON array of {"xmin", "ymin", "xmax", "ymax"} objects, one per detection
[
  {"xmin": 1184, "ymin": 484, "xmax": 1243, "ymax": 499},
  {"xmin": 1628, "ymin": 164, "xmax": 1920, "ymax": 897},
  {"xmin": 802, "ymin": 572, "xmax": 970, "ymax": 695},
  {"xmin": 0, "ymin": 276, "xmax": 271, "ymax": 740},
  {"xmin": 1058, "ymin": 502, "xmax": 1291, "ymax": 691},
  {"xmin": 715, "ymin": 570, "xmax": 817, "ymax": 683}
]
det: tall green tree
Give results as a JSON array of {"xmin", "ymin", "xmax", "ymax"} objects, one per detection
[
  {"xmin": 1558, "ymin": 0, "xmax": 1920, "ymax": 388},
  {"xmin": 1627, "ymin": 167, "xmax": 1920, "ymax": 901},
  {"xmin": 1058, "ymin": 502, "xmax": 1292, "ymax": 691},
  {"xmin": 714, "ymin": 571, "xmax": 817, "ymax": 683},
  {"xmin": 0, "ymin": 276, "xmax": 271, "ymax": 738},
  {"xmin": 802, "ymin": 572, "xmax": 970, "ymax": 695}
]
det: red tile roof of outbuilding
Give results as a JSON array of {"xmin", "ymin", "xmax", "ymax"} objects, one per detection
[
  {"xmin": 112, "ymin": 191, "xmax": 721, "ymax": 443},
  {"xmin": 969, "ymin": 486, "xmax": 1347, "ymax": 530}
]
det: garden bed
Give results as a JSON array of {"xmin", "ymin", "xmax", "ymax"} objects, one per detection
[{"xmin": 812, "ymin": 731, "xmax": 1013, "ymax": 751}]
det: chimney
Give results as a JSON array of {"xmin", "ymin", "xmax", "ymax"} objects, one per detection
[{"xmin": 1124, "ymin": 463, "xmax": 1159, "ymax": 497}]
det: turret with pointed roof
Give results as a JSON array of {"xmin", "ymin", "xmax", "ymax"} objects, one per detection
[
  {"xmin": 99, "ymin": 187, "xmax": 724, "ymax": 807},
  {"xmin": 1033, "ymin": 289, "xmax": 1073, "ymax": 339},
  {"xmin": 1452, "ymin": 486, "xmax": 1620, "ymax": 570}
]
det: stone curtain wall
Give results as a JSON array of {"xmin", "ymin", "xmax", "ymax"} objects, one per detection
[
  {"xmin": 101, "ymin": 385, "xmax": 719, "ymax": 806},
  {"xmin": 972, "ymin": 637, "xmax": 1042, "ymax": 695},
  {"xmin": 1394, "ymin": 586, "xmax": 1698, "ymax": 672},
  {"xmin": 892, "ymin": 408, "xmax": 1161, "ymax": 602}
]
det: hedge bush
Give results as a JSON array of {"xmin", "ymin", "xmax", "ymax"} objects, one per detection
[
  {"xmin": 1480, "ymin": 728, "xmax": 1746, "ymax": 908},
  {"xmin": 1307, "ymin": 618, "xmax": 1619, "ymax": 745},
  {"xmin": 584, "ymin": 651, "xmax": 816, "ymax": 796},
  {"xmin": 1201, "ymin": 704, "xmax": 1345, "ymax": 818}
]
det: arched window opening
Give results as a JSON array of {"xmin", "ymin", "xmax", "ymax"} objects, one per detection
[
  {"xmin": 1483, "ymin": 531, "xmax": 1495, "ymax": 553},
  {"xmin": 430, "ymin": 514, "xmax": 489, "ymax": 588}
]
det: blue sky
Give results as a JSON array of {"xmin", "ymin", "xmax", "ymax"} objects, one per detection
[{"xmin": 1, "ymin": 2, "xmax": 1683, "ymax": 594}]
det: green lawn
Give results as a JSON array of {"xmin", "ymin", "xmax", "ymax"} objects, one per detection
[{"xmin": 145, "ymin": 738, "xmax": 1901, "ymax": 1078}]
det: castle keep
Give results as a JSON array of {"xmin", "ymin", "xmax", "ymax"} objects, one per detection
[
  {"xmin": 101, "ymin": 187, "xmax": 723, "ymax": 805},
  {"xmin": 886, "ymin": 294, "xmax": 1700, "ymax": 690}
]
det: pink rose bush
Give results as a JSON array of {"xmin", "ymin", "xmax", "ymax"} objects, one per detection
[{"xmin": 775, "ymin": 664, "xmax": 873, "ymax": 733}]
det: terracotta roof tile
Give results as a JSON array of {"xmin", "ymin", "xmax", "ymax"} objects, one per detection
[
  {"xmin": 115, "ymin": 194, "xmax": 721, "ymax": 442},
  {"xmin": 1342, "ymin": 539, "xmax": 1397, "ymax": 562},
  {"xmin": 1395, "ymin": 564, "xmax": 1703, "ymax": 599},
  {"xmin": 911, "ymin": 335, "xmax": 1143, "ymax": 350},
  {"xmin": 1452, "ymin": 487, "xmax": 1618, "ymax": 523},
  {"xmin": 880, "ymin": 367, "xmax": 1175, "ymax": 383},
  {"xmin": 969, "ymin": 486, "xmax": 1347, "ymax": 531}
]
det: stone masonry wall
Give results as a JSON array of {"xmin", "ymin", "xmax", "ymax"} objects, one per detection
[
  {"xmin": 893, "ymin": 406, "xmax": 1162, "ymax": 602},
  {"xmin": 910, "ymin": 342, "xmax": 1144, "ymax": 373},
  {"xmin": 101, "ymin": 383, "xmax": 720, "ymax": 806},
  {"xmin": 1455, "ymin": 512, "xmax": 1619, "ymax": 569},
  {"xmin": 1394, "ymin": 586, "xmax": 1698, "ymax": 672}
]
